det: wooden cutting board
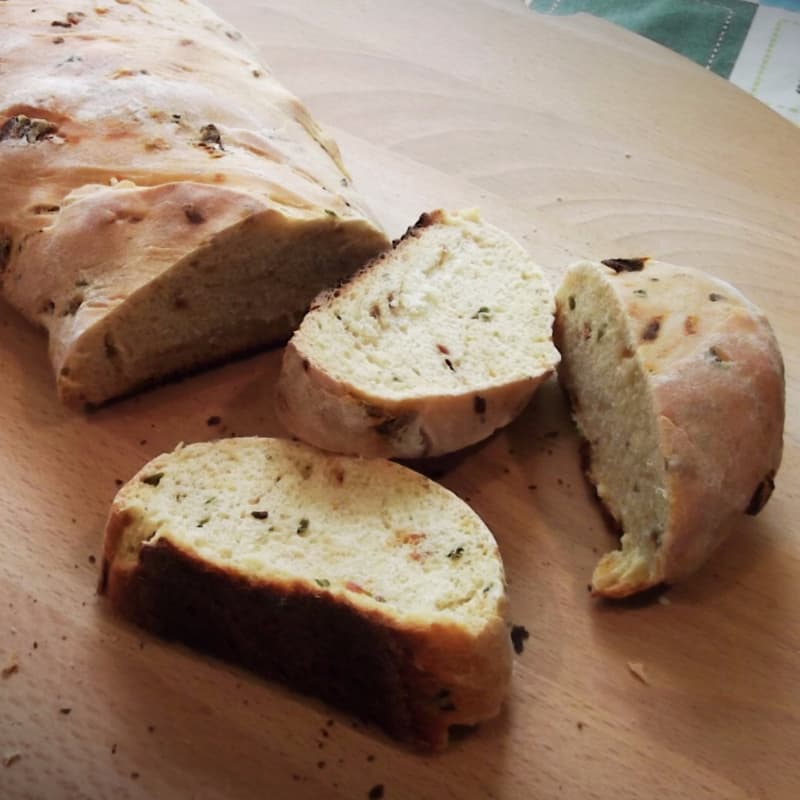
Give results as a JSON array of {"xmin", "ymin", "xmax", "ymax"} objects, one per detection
[{"xmin": 2, "ymin": 1, "xmax": 798, "ymax": 798}]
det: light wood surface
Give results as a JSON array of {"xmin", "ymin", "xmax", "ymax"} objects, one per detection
[{"xmin": 2, "ymin": 1, "xmax": 799, "ymax": 798}]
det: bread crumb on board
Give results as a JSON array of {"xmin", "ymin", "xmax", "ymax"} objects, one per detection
[
  {"xmin": 2, "ymin": 654, "xmax": 19, "ymax": 679},
  {"xmin": 510, "ymin": 624, "xmax": 530, "ymax": 655},
  {"xmin": 2, "ymin": 751, "xmax": 22, "ymax": 768},
  {"xmin": 627, "ymin": 661, "xmax": 649, "ymax": 685}
]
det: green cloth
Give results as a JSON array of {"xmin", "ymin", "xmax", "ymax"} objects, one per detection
[{"xmin": 528, "ymin": 0, "xmax": 757, "ymax": 79}]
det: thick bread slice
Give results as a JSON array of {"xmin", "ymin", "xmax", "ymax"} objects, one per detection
[
  {"xmin": 0, "ymin": 0, "xmax": 388, "ymax": 408},
  {"xmin": 100, "ymin": 437, "xmax": 512, "ymax": 749},
  {"xmin": 276, "ymin": 209, "xmax": 560, "ymax": 458},
  {"xmin": 554, "ymin": 259, "xmax": 784, "ymax": 598}
]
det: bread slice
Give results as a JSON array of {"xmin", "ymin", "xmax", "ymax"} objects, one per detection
[
  {"xmin": 100, "ymin": 437, "xmax": 512, "ymax": 749},
  {"xmin": 276, "ymin": 209, "xmax": 560, "ymax": 458},
  {"xmin": 0, "ymin": 0, "xmax": 388, "ymax": 408},
  {"xmin": 554, "ymin": 258, "xmax": 784, "ymax": 598}
]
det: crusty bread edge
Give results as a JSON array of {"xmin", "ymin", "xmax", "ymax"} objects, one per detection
[
  {"xmin": 276, "ymin": 338, "xmax": 549, "ymax": 457},
  {"xmin": 276, "ymin": 209, "xmax": 557, "ymax": 457},
  {"xmin": 99, "ymin": 494, "xmax": 512, "ymax": 750}
]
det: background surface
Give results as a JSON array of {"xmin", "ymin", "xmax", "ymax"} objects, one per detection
[{"xmin": 527, "ymin": 0, "xmax": 800, "ymax": 123}]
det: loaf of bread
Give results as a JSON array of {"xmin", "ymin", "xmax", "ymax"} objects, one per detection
[
  {"xmin": 0, "ymin": 0, "xmax": 389, "ymax": 408},
  {"xmin": 276, "ymin": 209, "xmax": 560, "ymax": 458},
  {"xmin": 554, "ymin": 258, "xmax": 784, "ymax": 598},
  {"xmin": 100, "ymin": 437, "xmax": 512, "ymax": 749}
]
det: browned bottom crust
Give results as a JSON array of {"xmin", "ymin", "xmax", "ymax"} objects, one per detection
[{"xmin": 101, "ymin": 538, "xmax": 461, "ymax": 750}]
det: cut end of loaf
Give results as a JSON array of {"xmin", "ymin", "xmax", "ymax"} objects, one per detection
[
  {"xmin": 556, "ymin": 260, "xmax": 668, "ymax": 598},
  {"xmin": 101, "ymin": 437, "xmax": 512, "ymax": 748},
  {"xmin": 557, "ymin": 258, "xmax": 785, "ymax": 598},
  {"xmin": 38, "ymin": 187, "xmax": 388, "ymax": 408}
]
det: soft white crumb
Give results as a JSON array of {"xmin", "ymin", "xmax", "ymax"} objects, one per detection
[{"xmin": 658, "ymin": 595, "xmax": 671, "ymax": 606}]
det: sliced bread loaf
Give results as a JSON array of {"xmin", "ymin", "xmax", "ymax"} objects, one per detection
[
  {"xmin": 276, "ymin": 209, "xmax": 560, "ymax": 458},
  {"xmin": 554, "ymin": 258, "xmax": 784, "ymax": 598},
  {"xmin": 0, "ymin": 0, "xmax": 388, "ymax": 408},
  {"xmin": 100, "ymin": 437, "xmax": 512, "ymax": 749}
]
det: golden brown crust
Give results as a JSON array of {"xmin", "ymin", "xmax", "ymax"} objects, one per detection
[
  {"xmin": 394, "ymin": 209, "xmax": 447, "ymax": 242},
  {"xmin": 277, "ymin": 337, "xmax": 548, "ymax": 458},
  {"xmin": 98, "ymin": 506, "xmax": 136, "ymax": 595}
]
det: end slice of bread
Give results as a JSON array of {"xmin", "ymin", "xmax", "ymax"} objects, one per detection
[
  {"xmin": 100, "ymin": 437, "xmax": 512, "ymax": 749},
  {"xmin": 276, "ymin": 209, "xmax": 560, "ymax": 458},
  {"xmin": 554, "ymin": 259, "xmax": 784, "ymax": 598}
]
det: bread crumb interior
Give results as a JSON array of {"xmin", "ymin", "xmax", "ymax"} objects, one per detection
[
  {"xmin": 294, "ymin": 210, "xmax": 559, "ymax": 400},
  {"xmin": 113, "ymin": 438, "xmax": 506, "ymax": 628},
  {"xmin": 556, "ymin": 263, "xmax": 668, "ymax": 592}
]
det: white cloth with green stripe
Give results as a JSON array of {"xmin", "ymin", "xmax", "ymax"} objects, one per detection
[{"xmin": 526, "ymin": 0, "xmax": 800, "ymax": 124}]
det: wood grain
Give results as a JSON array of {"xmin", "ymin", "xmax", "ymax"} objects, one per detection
[{"xmin": 1, "ymin": 2, "xmax": 798, "ymax": 799}]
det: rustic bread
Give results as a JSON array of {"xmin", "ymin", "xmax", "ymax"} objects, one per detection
[
  {"xmin": 100, "ymin": 437, "xmax": 512, "ymax": 749},
  {"xmin": 276, "ymin": 209, "xmax": 560, "ymax": 458},
  {"xmin": 554, "ymin": 258, "xmax": 784, "ymax": 598},
  {"xmin": 0, "ymin": 0, "xmax": 388, "ymax": 408}
]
